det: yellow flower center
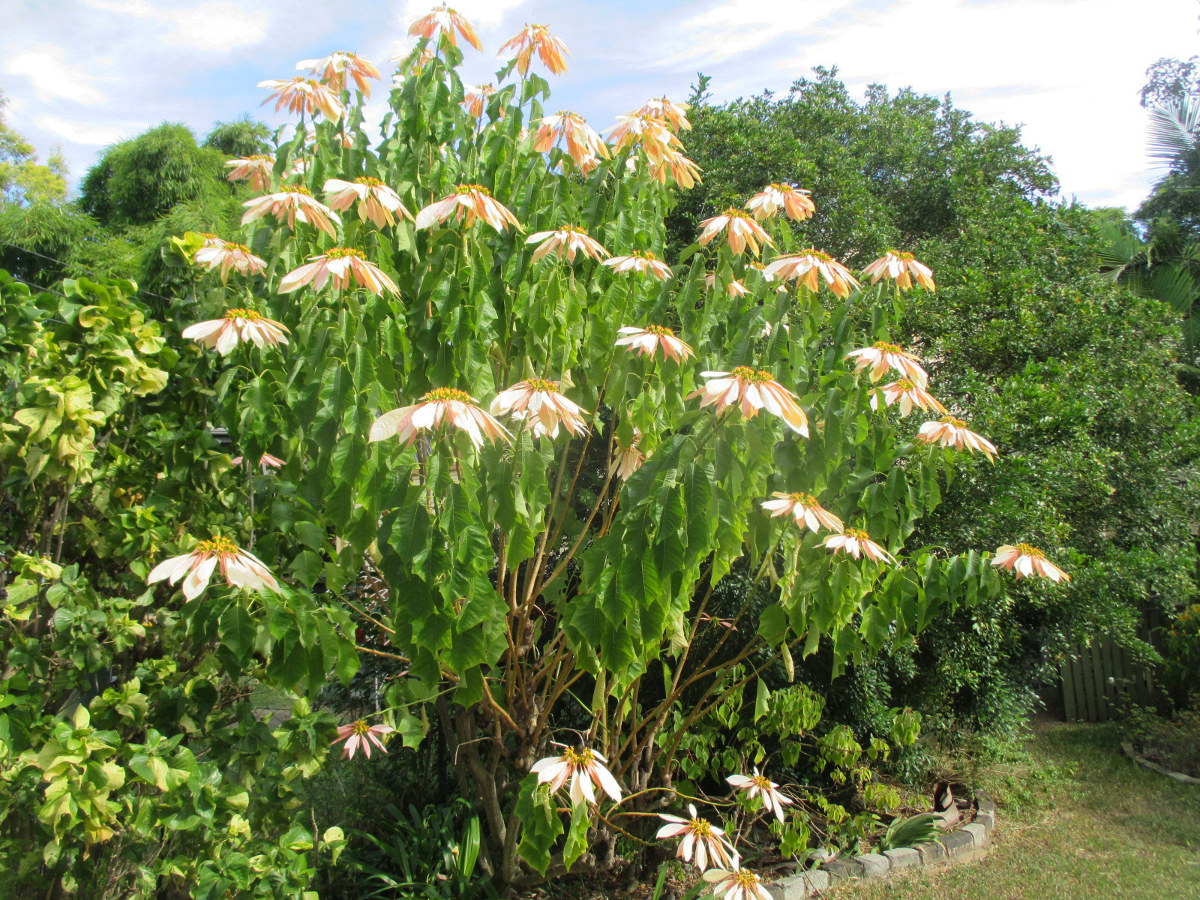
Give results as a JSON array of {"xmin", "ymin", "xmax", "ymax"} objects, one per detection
[
  {"xmin": 894, "ymin": 378, "xmax": 916, "ymax": 391},
  {"xmin": 769, "ymin": 183, "xmax": 794, "ymax": 192},
  {"xmin": 562, "ymin": 747, "xmax": 595, "ymax": 767},
  {"xmin": 845, "ymin": 528, "xmax": 870, "ymax": 541},
  {"xmin": 351, "ymin": 719, "xmax": 371, "ymax": 735},
  {"xmin": 560, "ymin": 225, "xmax": 588, "ymax": 234},
  {"xmin": 732, "ymin": 870, "xmax": 761, "ymax": 888},
  {"xmin": 283, "ymin": 185, "xmax": 313, "ymax": 196},
  {"xmin": 456, "ymin": 184, "xmax": 491, "ymax": 196},
  {"xmin": 750, "ymin": 775, "xmax": 773, "ymax": 790},
  {"xmin": 788, "ymin": 492, "xmax": 819, "ymax": 507},
  {"xmin": 873, "ymin": 341, "xmax": 902, "ymax": 353},
  {"xmin": 722, "ymin": 208, "xmax": 753, "ymax": 220},
  {"xmin": 689, "ymin": 818, "xmax": 713, "ymax": 838},
  {"xmin": 749, "ymin": 262, "xmax": 766, "ymax": 271},
  {"xmin": 224, "ymin": 308, "xmax": 263, "ymax": 321},
  {"xmin": 730, "ymin": 367, "xmax": 776, "ymax": 384},
  {"xmin": 354, "ymin": 176, "xmax": 385, "ymax": 187},
  {"xmin": 632, "ymin": 250, "xmax": 659, "ymax": 260},
  {"xmin": 222, "ymin": 242, "xmax": 252, "ymax": 253},
  {"xmin": 249, "ymin": 154, "xmax": 273, "ymax": 162},
  {"xmin": 196, "ymin": 536, "xmax": 238, "ymax": 555},
  {"xmin": 325, "ymin": 247, "xmax": 367, "ymax": 260},
  {"xmin": 645, "ymin": 324, "xmax": 676, "ymax": 337},
  {"xmin": 1015, "ymin": 543, "xmax": 1045, "ymax": 558},
  {"xmin": 301, "ymin": 78, "xmax": 322, "ymax": 88},
  {"xmin": 798, "ymin": 248, "xmax": 832, "ymax": 261},
  {"xmin": 526, "ymin": 378, "xmax": 558, "ymax": 393},
  {"xmin": 422, "ymin": 387, "xmax": 473, "ymax": 404},
  {"xmin": 199, "ymin": 232, "xmax": 220, "ymax": 239},
  {"xmin": 886, "ymin": 250, "xmax": 915, "ymax": 261},
  {"xmin": 939, "ymin": 416, "xmax": 968, "ymax": 427}
]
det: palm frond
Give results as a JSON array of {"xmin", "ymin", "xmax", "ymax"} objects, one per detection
[
  {"xmin": 1093, "ymin": 219, "xmax": 1149, "ymax": 278},
  {"xmin": 1147, "ymin": 261, "xmax": 1200, "ymax": 316},
  {"xmin": 1147, "ymin": 99, "xmax": 1200, "ymax": 171}
]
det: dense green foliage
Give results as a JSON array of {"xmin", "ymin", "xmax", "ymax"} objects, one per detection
[
  {"xmin": 79, "ymin": 123, "xmax": 232, "ymax": 226},
  {"xmin": 0, "ymin": 35, "xmax": 1034, "ymax": 897},
  {"xmin": 675, "ymin": 70, "xmax": 1200, "ymax": 739}
]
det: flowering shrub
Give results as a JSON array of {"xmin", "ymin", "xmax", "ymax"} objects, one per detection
[{"xmin": 0, "ymin": 11, "xmax": 1072, "ymax": 896}]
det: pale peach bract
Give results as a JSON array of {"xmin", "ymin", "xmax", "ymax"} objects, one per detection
[
  {"xmin": 863, "ymin": 250, "xmax": 936, "ymax": 291},
  {"xmin": 498, "ymin": 24, "xmax": 569, "ymax": 75},
  {"xmin": 612, "ymin": 437, "xmax": 648, "ymax": 481},
  {"xmin": 726, "ymin": 768, "xmax": 793, "ymax": 822},
  {"xmin": 702, "ymin": 868, "xmax": 772, "ymax": 900},
  {"xmin": 917, "ymin": 417, "xmax": 997, "ymax": 460},
  {"xmin": 242, "ymin": 185, "xmax": 341, "ymax": 239},
  {"xmin": 490, "ymin": 379, "xmax": 588, "ymax": 439},
  {"xmin": 258, "ymin": 77, "xmax": 344, "ymax": 123},
  {"xmin": 846, "ymin": 340, "xmax": 929, "ymax": 386},
  {"xmin": 296, "ymin": 52, "xmax": 380, "ymax": 96},
  {"xmin": 146, "ymin": 536, "xmax": 279, "ymax": 600},
  {"xmin": 369, "ymin": 388, "xmax": 512, "ymax": 449},
  {"xmin": 698, "ymin": 209, "xmax": 774, "ymax": 256},
  {"xmin": 991, "ymin": 544, "xmax": 1070, "ymax": 582},
  {"xmin": 760, "ymin": 492, "xmax": 843, "ymax": 533},
  {"xmin": 656, "ymin": 803, "xmax": 739, "ymax": 872},
  {"xmin": 332, "ymin": 720, "xmax": 395, "ymax": 759},
  {"xmin": 526, "ymin": 226, "xmax": 609, "ymax": 263},
  {"xmin": 634, "ymin": 96, "xmax": 692, "ymax": 132},
  {"xmin": 705, "ymin": 274, "xmax": 749, "ymax": 298},
  {"xmin": 463, "ymin": 83, "xmax": 497, "ymax": 118},
  {"xmin": 614, "ymin": 325, "xmax": 694, "ymax": 363},
  {"xmin": 602, "ymin": 250, "xmax": 673, "ymax": 280},
  {"xmin": 408, "ymin": 4, "xmax": 483, "ymax": 51},
  {"xmin": 745, "ymin": 183, "xmax": 815, "ymax": 222},
  {"xmin": 324, "ymin": 177, "xmax": 412, "ymax": 228},
  {"xmin": 533, "ymin": 112, "xmax": 610, "ymax": 167},
  {"xmin": 690, "ymin": 368, "xmax": 809, "ymax": 436},
  {"xmin": 869, "ymin": 378, "xmax": 947, "ymax": 417},
  {"xmin": 531, "ymin": 747, "xmax": 621, "ymax": 805},
  {"xmin": 279, "ymin": 248, "xmax": 399, "ymax": 296},
  {"xmin": 414, "ymin": 185, "xmax": 521, "ymax": 233},
  {"xmin": 182, "ymin": 309, "xmax": 289, "ymax": 356},
  {"xmin": 822, "ymin": 529, "xmax": 895, "ymax": 564},
  {"xmin": 193, "ymin": 241, "xmax": 267, "ymax": 281},
  {"xmin": 224, "ymin": 155, "xmax": 275, "ymax": 192},
  {"xmin": 763, "ymin": 250, "xmax": 860, "ymax": 298}
]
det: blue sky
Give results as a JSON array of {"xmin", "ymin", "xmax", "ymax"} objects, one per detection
[{"xmin": 4, "ymin": 0, "xmax": 1199, "ymax": 211}]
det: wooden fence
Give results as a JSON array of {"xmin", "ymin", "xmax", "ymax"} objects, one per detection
[{"xmin": 1059, "ymin": 636, "xmax": 1160, "ymax": 722}]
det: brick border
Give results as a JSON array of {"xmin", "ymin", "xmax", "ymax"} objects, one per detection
[
  {"xmin": 1120, "ymin": 741, "xmax": 1200, "ymax": 785},
  {"xmin": 764, "ymin": 791, "xmax": 995, "ymax": 899}
]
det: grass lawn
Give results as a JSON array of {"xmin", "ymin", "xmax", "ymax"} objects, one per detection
[{"xmin": 827, "ymin": 721, "xmax": 1200, "ymax": 900}]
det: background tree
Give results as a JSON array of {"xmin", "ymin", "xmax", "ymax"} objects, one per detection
[
  {"xmin": 203, "ymin": 116, "xmax": 271, "ymax": 158},
  {"xmin": 0, "ymin": 89, "xmax": 67, "ymax": 206},
  {"xmin": 675, "ymin": 69, "xmax": 1200, "ymax": 739},
  {"xmin": 79, "ymin": 122, "xmax": 231, "ymax": 226}
]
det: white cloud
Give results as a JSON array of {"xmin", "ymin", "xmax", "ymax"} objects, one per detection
[
  {"xmin": 79, "ymin": 0, "xmax": 272, "ymax": 53},
  {"xmin": 395, "ymin": 0, "xmax": 530, "ymax": 32},
  {"xmin": 4, "ymin": 45, "xmax": 106, "ymax": 105},
  {"xmin": 34, "ymin": 114, "xmax": 139, "ymax": 146},
  {"xmin": 160, "ymin": 2, "xmax": 272, "ymax": 52},
  {"xmin": 654, "ymin": 0, "xmax": 845, "ymax": 67}
]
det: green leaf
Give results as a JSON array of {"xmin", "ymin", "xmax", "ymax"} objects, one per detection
[
  {"xmin": 562, "ymin": 801, "xmax": 591, "ymax": 872},
  {"xmin": 515, "ymin": 775, "xmax": 563, "ymax": 876}
]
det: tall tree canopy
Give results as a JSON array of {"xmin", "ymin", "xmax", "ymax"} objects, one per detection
[{"xmin": 677, "ymin": 69, "xmax": 1200, "ymax": 734}]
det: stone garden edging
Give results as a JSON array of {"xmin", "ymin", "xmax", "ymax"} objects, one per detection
[
  {"xmin": 1120, "ymin": 742, "xmax": 1200, "ymax": 785},
  {"xmin": 764, "ymin": 790, "xmax": 996, "ymax": 899}
]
